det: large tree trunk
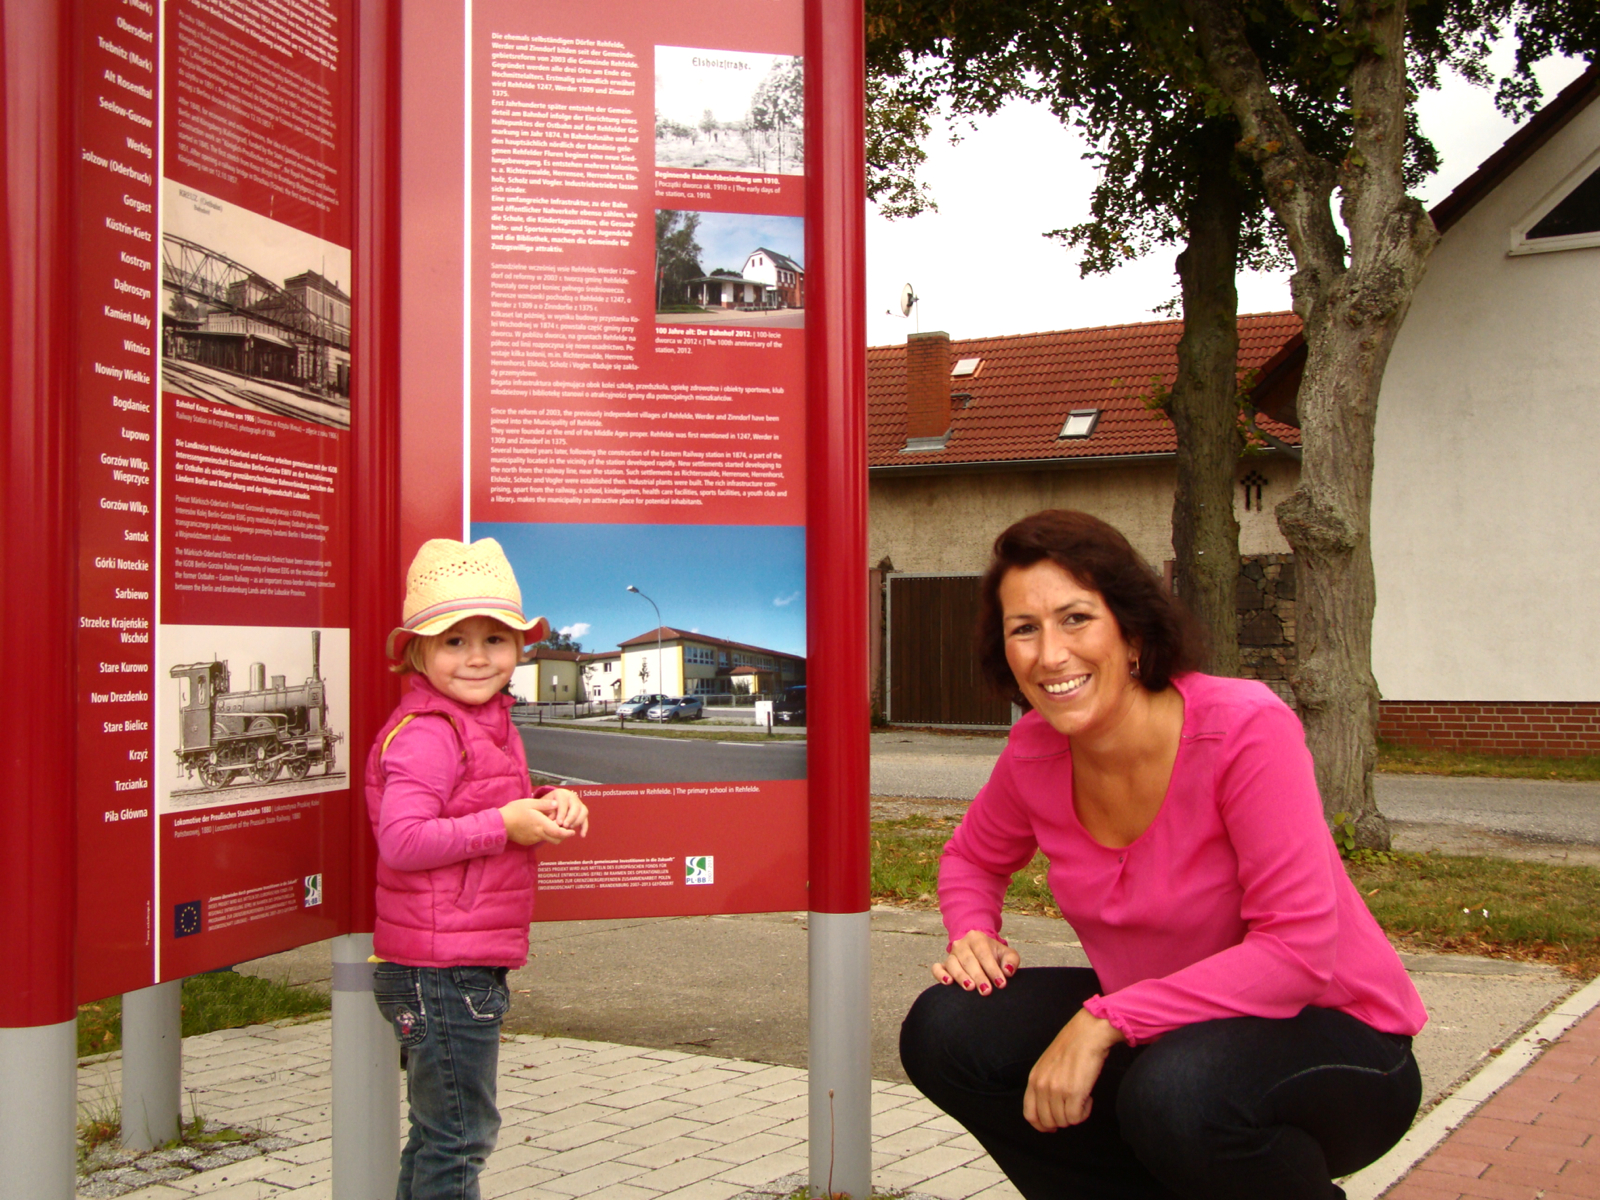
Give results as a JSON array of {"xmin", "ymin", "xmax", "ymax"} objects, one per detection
[
  {"xmin": 1169, "ymin": 124, "xmax": 1245, "ymax": 677},
  {"xmin": 1182, "ymin": 0, "xmax": 1438, "ymax": 847}
]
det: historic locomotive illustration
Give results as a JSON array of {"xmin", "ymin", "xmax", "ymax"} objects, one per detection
[{"xmin": 170, "ymin": 630, "xmax": 341, "ymax": 791}]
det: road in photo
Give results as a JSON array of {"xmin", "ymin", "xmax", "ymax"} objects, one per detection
[{"xmin": 520, "ymin": 725, "xmax": 804, "ymax": 784}]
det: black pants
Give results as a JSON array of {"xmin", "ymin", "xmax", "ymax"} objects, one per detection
[{"xmin": 899, "ymin": 968, "xmax": 1420, "ymax": 1200}]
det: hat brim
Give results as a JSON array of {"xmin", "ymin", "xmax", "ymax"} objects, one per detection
[{"xmin": 387, "ymin": 611, "xmax": 552, "ymax": 660}]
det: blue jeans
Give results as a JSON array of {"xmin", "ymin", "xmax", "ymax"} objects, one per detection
[
  {"xmin": 374, "ymin": 964, "xmax": 511, "ymax": 1200},
  {"xmin": 900, "ymin": 968, "xmax": 1421, "ymax": 1200}
]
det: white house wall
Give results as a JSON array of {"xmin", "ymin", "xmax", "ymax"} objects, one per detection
[{"xmin": 1371, "ymin": 101, "xmax": 1600, "ymax": 702}]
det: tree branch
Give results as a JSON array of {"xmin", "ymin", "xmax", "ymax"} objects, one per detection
[{"xmin": 1180, "ymin": 0, "xmax": 1347, "ymax": 309}]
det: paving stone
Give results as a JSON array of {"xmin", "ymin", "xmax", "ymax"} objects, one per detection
[
  {"xmin": 916, "ymin": 1165, "xmax": 1010, "ymax": 1200},
  {"xmin": 888, "ymin": 1143, "xmax": 988, "ymax": 1183},
  {"xmin": 709, "ymin": 1150, "xmax": 808, "ymax": 1187},
  {"xmin": 537, "ymin": 1158, "xmax": 653, "ymax": 1196},
  {"xmin": 612, "ymin": 1116, "xmax": 713, "ymax": 1149}
]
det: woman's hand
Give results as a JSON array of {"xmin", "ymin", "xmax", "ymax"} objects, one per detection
[
  {"xmin": 534, "ymin": 788, "xmax": 589, "ymax": 837},
  {"xmin": 1022, "ymin": 1009, "xmax": 1124, "ymax": 1132},
  {"xmin": 930, "ymin": 930, "xmax": 1021, "ymax": 995},
  {"xmin": 499, "ymin": 795, "xmax": 578, "ymax": 846}
]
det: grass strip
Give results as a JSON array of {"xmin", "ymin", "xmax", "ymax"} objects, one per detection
[
  {"xmin": 1376, "ymin": 740, "xmax": 1600, "ymax": 781},
  {"xmin": 77, "ymin": 970, "xmax": 330, "ymax": 1058},
  {"xmin": 870, "ymin": 817, "xmax": 1600, "ymax": 976},
  {"xmin": 1346, "ymin": 849, "xmax": 1600, "ymax": 977}
]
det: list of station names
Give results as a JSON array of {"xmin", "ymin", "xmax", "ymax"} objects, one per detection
[{"xmin": 76, "ymin": 0, "xmax": 161, "ymax": 985}]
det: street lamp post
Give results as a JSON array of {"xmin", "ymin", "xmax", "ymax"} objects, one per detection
[{"xmin": 626, "ymin": 586, "xmax": 664, "ymax": 697}]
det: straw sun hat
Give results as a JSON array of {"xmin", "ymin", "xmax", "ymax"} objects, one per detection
[{"xmin": 387, "ymin": 537, "xmax": 550, "ymax": 660}]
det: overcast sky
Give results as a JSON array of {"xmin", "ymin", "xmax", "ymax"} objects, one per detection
[{"xmin": 864, "ymin": 50, "xmax": 1590, "ymax": 347}]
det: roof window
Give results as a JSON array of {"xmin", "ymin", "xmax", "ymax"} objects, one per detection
[
  {"xmin": 1058, "ymin": 409, "xmax": 1101, "ymax": 439},
  {"xmin": 951, "ymin": 357, "xmax": 981, "ymax": 377}
]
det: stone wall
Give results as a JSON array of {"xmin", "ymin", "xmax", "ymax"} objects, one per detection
[{"xmin": 1236, "ymin": 553, "xmax": 1296, "ymax": 706}]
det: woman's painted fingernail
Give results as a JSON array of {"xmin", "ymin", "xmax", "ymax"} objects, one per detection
[
  {"xmin": 1004, "ymin": 963, "xmax": 1017, "ymax": 975},
  {"xmin": 941, "ymin": 975, "xmax": 952, "ymax": 984},
  {"xmin": 962, "ymin": 979, "xmax": 974, "ymax": 990},
  {"xmin": 978, "ymin": 982, "xmax": 991, "ymax": 995}
]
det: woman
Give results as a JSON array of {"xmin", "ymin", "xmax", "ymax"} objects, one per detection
[{"xmin": 899, "ymin": 511, "xmax": 1426, "ymax": 1200}]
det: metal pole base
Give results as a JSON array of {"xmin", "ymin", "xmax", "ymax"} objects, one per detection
[
  {"xmin": 809, "ymin": 910, "xmax": 871, "ymax": 1200},
  {"xmin": 122, "ymin": 978, "xmax": 183, "ymax": 1150},
  {"xmin": 0, "ymin": 1019, "xmax": 77, "ymax": 1200},
  {"xmin": 331, "ymin": 934, "xmax": 400, "ymax": 1199}
]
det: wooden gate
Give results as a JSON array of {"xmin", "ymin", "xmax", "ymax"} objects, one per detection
[{"xmin": 886, "ymin": 574, "xmax": 1012, "ymax": 726}]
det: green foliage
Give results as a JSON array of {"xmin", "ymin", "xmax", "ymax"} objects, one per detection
[
  {"xmin": 865, "ymin": 73, "xmax": 937, "ymax": 218},
  {"xmin": 1329, "ymin": 811, "xmax": 1359, "ymax": 857},
  {"xmin": 654, "ymin": 210, "xmax": 704, "ymax": 305},
  {"xmin": 77, "ymin": 970, "xmax": 330, "ymax": 1058},
  {"xmin": 535, "ymin": 629, "xmax": 584, "ymax": 653}
]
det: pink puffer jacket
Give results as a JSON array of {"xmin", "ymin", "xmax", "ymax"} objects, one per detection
[{"xmin": 365, "ymin": 676, "xmax": 543, "ymax": 967}]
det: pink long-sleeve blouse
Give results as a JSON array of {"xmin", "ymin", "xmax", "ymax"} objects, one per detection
[{"xmin": 939, "ymin": 673, "xmax": 1427, "ymax": 1046}]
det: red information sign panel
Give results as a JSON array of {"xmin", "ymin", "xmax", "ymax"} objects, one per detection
[
  {"xmin": 400, "ymin": 0, "xmax": 809, "ymax": 919},
  {"xmin": 75, "ymin": 0, "xmax": 356, "ymax": 1000}
]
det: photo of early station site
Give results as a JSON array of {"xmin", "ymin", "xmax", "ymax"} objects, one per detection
[{"xmin": 160, "ymin": 182, "xmax": 352, "ymax": 430}]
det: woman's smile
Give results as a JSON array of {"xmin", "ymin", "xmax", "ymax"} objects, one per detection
[{"xmin": 999, "ymin": 560, "xmax": 1140, "ymax": 741}]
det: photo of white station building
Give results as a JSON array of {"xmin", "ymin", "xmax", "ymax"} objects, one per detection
[
  {"xmin": 578, "ymin": 627, "xmax": 805, "ymax": 701},
  {"xmin": 681, "ymin": 247, "xmax": 805, "ymax": 310}
]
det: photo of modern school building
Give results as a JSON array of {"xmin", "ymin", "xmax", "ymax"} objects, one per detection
[{"xmin": 575, "ymin": 627, "xmax": 805, "ymax": 702}]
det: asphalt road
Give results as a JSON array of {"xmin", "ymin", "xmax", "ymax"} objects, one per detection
[
  {"xmin": 1374, "ymin": 773, "xmax": 1600, "ymax": 845},
  {"xmin": 519, "ymin": 724, "xmax": 806, "ymax": 784},
  {"xmin": 868, "ymin": 731, "xmax": 1600, "ymax": 858}
]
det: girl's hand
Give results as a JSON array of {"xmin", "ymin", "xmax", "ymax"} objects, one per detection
[
  {"xmin": 1022, "ymin": 1009, "xmax": 1124, "ymax": 1132},
  {"xmin": 929, "ymin": 929, "xmax": 1021, "ymax": 995},
  {"xmin": 499, "ymin": 796, "xmax": 577, "ymax": 846},
  {"xmin": 534, "ymin": 788, "xmax": 589, "ymax": 837}
]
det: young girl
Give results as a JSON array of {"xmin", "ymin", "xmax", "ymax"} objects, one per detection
[{"xmin": 367, "ymin": 536, "xmax": 589, "ymax": 1200}]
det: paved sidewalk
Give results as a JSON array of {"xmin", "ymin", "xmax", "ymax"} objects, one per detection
[
  {"xmin": 76, "ymin": 979, "xmax": 1600, "ymax": 1200},
  {"xmin": 1378, "ymin": 990, "xmax": 1600, "ymax": 1199},
  {"xmin": 76, "ymin": 1019, "xmax": 1022, "ymax": 1200}
]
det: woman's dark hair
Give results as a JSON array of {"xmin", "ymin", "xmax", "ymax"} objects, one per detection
[{"xmin": 976, "ymin": 510, "xmax": 1208, "ymax": 705}]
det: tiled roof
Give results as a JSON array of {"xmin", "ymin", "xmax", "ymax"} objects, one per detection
[
  {"xmin": 617, "ymin": 626, "xmax": 802, "ymax": 662},
  {"xmin": 868, "ymin": 312, "xmax": 1303, "ymax": 469},
  {"xmin": 1431, "ymin": 61, "xmax": 1600, "ymax": 234}
]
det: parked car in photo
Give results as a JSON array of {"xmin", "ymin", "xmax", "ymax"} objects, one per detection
[
  {"xmin": 646, "ymin": 696, "xmax": 705, "ymax": 722},
  {"xmin": 774, "ymin": 685, "xmax": 806, "ymax": 725},
  {"xmin": 618, "ymin": 693, "xmax": 668, "ymax": 718}
]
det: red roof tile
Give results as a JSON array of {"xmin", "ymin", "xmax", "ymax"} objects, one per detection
[{"xmin": 868, "ymin": 312, "xmax": 1303, "ymax": 469}]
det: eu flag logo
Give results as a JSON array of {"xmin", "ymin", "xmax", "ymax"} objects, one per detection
[{"xmin": 174, "ymin": 901, "xmax": 202, "ymax": 938}]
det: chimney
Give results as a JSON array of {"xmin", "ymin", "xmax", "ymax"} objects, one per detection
[{"xmin": 904, "ymin": 331, "xmax": 952, "ymax": 444}]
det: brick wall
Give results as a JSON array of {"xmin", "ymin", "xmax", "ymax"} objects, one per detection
[
  {"xmin": 1378, "ymin": 701, "xmax": 1600, "ymax": 757},
  {"xmin": 905, "ymin": 331, "xmax": 952, "ymax": 440}
]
